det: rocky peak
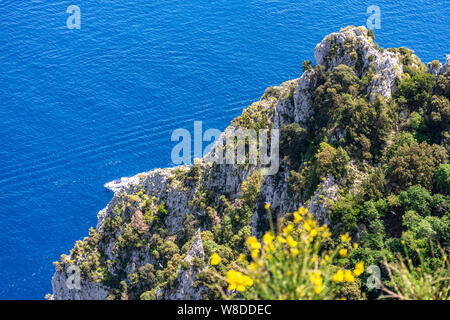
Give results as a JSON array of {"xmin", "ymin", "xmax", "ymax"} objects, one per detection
[
  {"xmin": 427, "ymin": 54, "xmax": 450, "ymax": 77},
  {"xmin": 314, "ymin": 26, "xmax": 403, "ymax": 101}
]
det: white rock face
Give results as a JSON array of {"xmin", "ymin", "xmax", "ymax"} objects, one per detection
[
  {"xmin": 274, "ymin": 73, "xmax": 315, "ymax": 128},
  {"xmin": 307, "ymin": 176, "xmax": 340, "ymax": 225},
  {"xmin": 443, "ymin": 55, "xmax": 450, "ymax": 74},
  {"xmin": 52, "ymin": 271, "xmax": 109, "ymax": 300},
  {"xmin": 314, "ymin": 26, "xmax": 403, "ymax": 101}
]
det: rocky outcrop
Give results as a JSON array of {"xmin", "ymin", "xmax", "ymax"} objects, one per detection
[
  {"xmin": 52, "ymin": 271, "xmax": 109, "ymax": 300},
  {"xmin": 427, "ymin": 54, "xmax": 450, "ymax": 77},
  {"xmin": 163, "ymin": 230, "xmax": 206, "ymax": 300},
  {"xmin": 307, "ymin": 176, "xmax": 341, "ymax": 225},
  {"xmin": 314, "ymin": 26, "xmax": 403, "ymax": 101}
]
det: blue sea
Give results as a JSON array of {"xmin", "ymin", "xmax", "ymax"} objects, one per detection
[{"xmin": 0, "ymin": 0, "xmax": 448, "ymax": 299}]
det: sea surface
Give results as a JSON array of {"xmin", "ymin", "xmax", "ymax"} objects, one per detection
[{"xmin": 0, "ymin": 0, "xmax": 448, "ymax": 299}]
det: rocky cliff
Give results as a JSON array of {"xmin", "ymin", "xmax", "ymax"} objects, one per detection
[{"xmin": 50, "ymin": 26, "xmax": 449, "ymax": 300}]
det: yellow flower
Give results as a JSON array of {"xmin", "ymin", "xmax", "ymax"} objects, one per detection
[
  {"xmin": 283, "ymin": 224, "xmax": 294, "ymax": 235},
  {"xmin": 226, "ymin": 270, "xmax": 253, "ymax": 292},
  {"xmin": 249, "ymin": 262, "xmax": 258, "ymax": 271},
  {"xmin": 264, "ymin": 203, "xmax": 271, "ymax": 211},
  {"xmin": 324, "ymin": 254, "xmax": 329, "ymax": 262},
  {"xmin": 290, "ymin": 248, "xmax": 299, "ymax": 257},
  {"xmin": 277, "ymin": 236, "xmax": 286, "ymax": 243},
  {"xmin": 286, "ymin": 236, "xmax": 298, "ymax": 248},
  {"xmin": 308, "ymin": 271, "xmax": 322, "ymax": 285},
  {"xmin": 298, "ymin": 207, "xmax": 308, "ymax": 216},
  {"xmin": 210, "ymin": 253, "xmax": 221, "ymax": 265},
  {"xmin": 339, "ymin": 248, "xmax": 348, "ymax": 258},
  {"xmin": 251, "ymin": 249, "xmax": 259, "ymax": 259},
  {"xmin": 304, "ymin": 221, "xmax": 311, "ymax": 232},
  {"xmin": 340, "ymin": 233, "xmax": 351, "ymax": 243},
  {"xmin": 332, "ymin": 270, "xmax": 344, "ymax": 282},
  {"xmin": 315, "ymin": 283, "xmax": 323, "ymax": 294},
  {"xmin": 308, "ymin": 270, "xmax": 323, "ymax": 294},
  {"xmin": 344, "ymin": 270, "xmax": 355, "ymax": 282},
  {"xmin": 310, "ymin": 229, "xmax": 318, "ymax": 237},
  {"xmin": 353, "ymin": 261, "xmax": 364, "ymax": 276},
  {"xmin": 263, "ymin": 232, "xmax": 274, "ymax": 244},
  {"xmin": 246, "ymin": 236, "xmax": 261, "ymax": 250},
  {"xmin": 262, "ymin": 232, "xmax": 275, "ymax": 252},
  {"xmin": 353, "ymin": 243, "xmax": 359, "ymax": 249},
  {"xmin": 293, "ymin": 212, "xmax": 302, "ymax": 223},
  {"xmin": 236, "ymin": 285, "xmax": 246, "ymax": 292}
]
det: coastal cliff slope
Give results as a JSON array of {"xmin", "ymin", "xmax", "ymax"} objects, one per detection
[{"xmin": 50, "ymin": 26, "xmax": 450, "ymax": 300}]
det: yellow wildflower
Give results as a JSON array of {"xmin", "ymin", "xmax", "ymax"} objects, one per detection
[
  {"xmin": 315, "ymin": 283, "xmax": 323, "ymax": 294},
  {"xmin": 264, "ymin": 203, "xmax": 271, "ymax": 211},
  {"xmin": 293, "ymin": 212, "xmax": 302, "ymax": 223},
  {"xmin": 304, "ymin": 221, "xmax": 311, "ymax": 232},
  {"xmin": 310, "ymin": 229, "xmax": 318, "ymax": 237},
  {"xmin": 283, "ymin": 224, "xmax": 294, "ymax": 235},
  {"xmin": 308, "ymin": 270, "xmax": 323, "ymax": 294},
  {"xmin": 226, "ymin": 270, "xmax": 253, "ymax": 292},
  {"xmin": 210, "ymin": 253, "xmax": 221, "ymax": 265},
  {"xmin": 246, "ymin": 236, "xmax": 261, "ymax": 250},
  {"xmin": 298, "ymin": 207, "xmax": 308, "ymax": 216},
  {"xmin": 344, "ymin": 270, "xmax": 355, "ymax": 282},
  {"xmin": 286, "ymin": 236, "xmax": 298, "ymax": 248},
  {"xmin": 263, "ymin": 232, "xmax": 274, "ymax": 244},
  {"xmin": 339, "ymin": 248, "xmax": 348, "ymax": 258},
  {"xmin": 290, "ymin": 248, "xmax": 299, "ymax": 257},
  {"xmin": 353, "ymin": 243, "xmax": 359, "ymax": 249},
  {"xmin": 332, "ymin": 270, "xmax": 344, "ymax": 282},
  {"xmin": 277, "ymin": 236, "xmax": 286, "ymax": 243},
  {"xmin": 340, "ymin": 233, "xmax": 351, "ymax": 243},
  {"xmin": 262, "ymin": 232, "xmax": 275, "ymax": 252},
  {"xmin": 353, "ymin": 261, "xmax": 364, "ymax": 276}
]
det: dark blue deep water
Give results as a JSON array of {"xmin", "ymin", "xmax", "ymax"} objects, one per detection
[{"xmin": 0, "ymin": 0, "xmax": 448, "ymax": 299}]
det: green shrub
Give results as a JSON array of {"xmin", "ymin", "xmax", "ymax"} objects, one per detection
[
  {"xmin": 435, "ymin": 164, "xmax": 450, "ymax": 194},
  {"xmin": 361, "ymin": 167, "xmax": 386, "ymax": 201},
  {"xmin": 302, "ymin": 59, "xmax": 312, "ymax": 72},
  {"xmin": 399, "ymin": 185, "xmax": 433, "ymax": 216},
  {"xmin": 388, "ymin": 141, "xmax": 448, "ymax": 190},
  {"xmin": 280, "ymin": 123, "xmax": 307, "ymax": 170},
  {"xmin": 395, "ymin": 73, "xmax": 436, "ymax": 112}
]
